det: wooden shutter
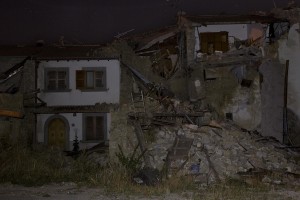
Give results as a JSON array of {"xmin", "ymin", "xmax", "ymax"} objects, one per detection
[
  {"xmin": 200, "ymin": 32, "xmax": 208, "ymax": 53},
  {"xmin": 76, "ymin": 70, "xmax": 85, "ymax": 89},
  {"xmin": 220, "ymin": 31, "xmax": 229, "ymax": 52},
  {"xmin": 200, "ymin": 32, "xmax": 229, "ymax": 54}
]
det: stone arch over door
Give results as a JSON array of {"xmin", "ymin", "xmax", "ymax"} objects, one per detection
[{"xmin": 44, "ymin": 114, "xmax": 70, "ymax": 150}]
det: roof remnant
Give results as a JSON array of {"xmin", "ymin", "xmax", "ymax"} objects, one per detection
[
  {"xmin": 0, "ymin": 45, "xmax": 119, "ymax": 60},
  {"xmin": 179, "ymin": 14, "xmax": 289, "ymax": 26},
  {"xmin": 198, "ymin": 46, "xmax": 263, "ymax": 68},
  {"xmin": 137, "ymin": 31, "xmax": 177, "ymax": 52},
  {"xmin": 0, "ymin": 56, "xmax": 30, "ymax": 84}
]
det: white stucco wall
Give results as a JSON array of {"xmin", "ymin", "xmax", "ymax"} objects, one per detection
[
  {"xmin": 36, "ymin": 112, "xmax": 111, "ymax": 150},
  {"xmin": 259, "ymin": 61, "xmax": 284, "ymax": 142},
  {"xmin": 278, "ymin": 23, "xmax": 300, "ymax": 119},
  {"xmin": 37, "ymin": 59, "xmax": 120, "ymax": 106},
  {"xmin": 194, "ymin": 24, "xmax": 249, "ymax": 55}
]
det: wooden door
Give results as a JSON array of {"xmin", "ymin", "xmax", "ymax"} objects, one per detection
[{"xmin": 48, "ymin": 118, "xmax": 66, "ymax": 148}]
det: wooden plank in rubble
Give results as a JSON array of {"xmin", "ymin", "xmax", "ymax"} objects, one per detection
[
  {"xmin": 168, "ymin": 137, "xmax": 194, "ymax": 159},
  {"xmin": 0, "ymin": 109, "xmax": 24, "ymax": 118},
  {"xmin": 134, "ymin": 120, "xmax": 151, "ymax": 167}
]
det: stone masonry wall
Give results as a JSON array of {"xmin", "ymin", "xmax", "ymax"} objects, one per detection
[
  {"xmin": 185, "ymin": 26, "xmax": 196, "ymax": 66},
  {"xmin": 109, "ymin": 64, "xmax": 138, "ymax": 161},
  {"xmin": 0, "ymin": 57, "xmax": 35, "ymax": 146},
  {"xmin": 21, "ymin": 60, "xmax": 36, "ymax": 146}
]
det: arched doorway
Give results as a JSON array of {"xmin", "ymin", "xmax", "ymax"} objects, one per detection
[{"xmin": 45, "ymin": 115, "xmax": 69, "ymax": 149}]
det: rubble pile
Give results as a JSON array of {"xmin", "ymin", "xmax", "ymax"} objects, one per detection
[
  {"xmin": 146, "ymin": 120, "xmax": 300, "ymax": 184},
  {"xmin": 197, "ymin": 46, "xmax": 263, "ymax": 64}
]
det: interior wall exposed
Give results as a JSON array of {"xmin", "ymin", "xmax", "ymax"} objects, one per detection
[
  {"xmin": 259, "ymin": 60, "xmax": 284, "ymax": 142},
  {"xmin": 278, "ymin": 23, "xmax": 300, "ymax": 144}
]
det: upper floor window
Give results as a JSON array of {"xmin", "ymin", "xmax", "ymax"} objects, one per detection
[
  {"xmin": 44, "ymin": 68, "xmax": 69, "ymax": 92},
  {"xmin": 76, "ymin": 67, "xmax": 107, "ymax": 91},
  {"xmin": 199, "ymin": 31, "xmax": 229, "ymax": 54}
]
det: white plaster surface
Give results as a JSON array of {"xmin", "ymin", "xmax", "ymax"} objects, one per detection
[
  {"xmin": 37, "ymin": 112, "xmax": 111, "ymax": 150},
  {"xmin": 259, "ymin": 61, "xmax": 284, "ymax": 142},
  {"xmin": 194, "ymin": 24, "xmax": 248, "ymax": 55},
  {"xmin": 279, "ymin": 23, "xmax": 300, "ymax": 121},
  {"xmin": 37, "ymin": 59, "xmax": 120, "ymax": 106}
]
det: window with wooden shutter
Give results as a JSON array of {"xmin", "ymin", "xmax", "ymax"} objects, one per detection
[
  {"xmin": 76, "ymin": 68, "xmax": 106, "ymax": 91},
  {"xmin": 200, "ymin": 31, "xmax": 229, "ymax": 54},
  {"xmin": 76, "ymin": 70, "xmax": 85, "ymax": 89}
]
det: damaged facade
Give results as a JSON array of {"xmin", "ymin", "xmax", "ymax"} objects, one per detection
[
  {"xmin": 126, "ymin": 13, "xmax": 290, "ymax": 141},
  {"xmin": 0, "ymin": 46, "xmax": 120, "ymax": 152},
  {"xmin": 179, "ymin": 14, "xmax": 290, "ymax": 138},
  {"xmin": 1, "ymin": 6, "xmax": 300, "ymax": 185},
  {"xmin": 114, "ymin": 10, "xmax": 300, "ymax": 183}
]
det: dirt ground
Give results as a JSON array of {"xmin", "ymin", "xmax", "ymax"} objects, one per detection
[
  {"xmin": 0, "ymin": 182, "xmax": 191, "ymax": 200},
  {"xmin": 1, "ymin": 182, "xmax": 300, "ymax": 200}
]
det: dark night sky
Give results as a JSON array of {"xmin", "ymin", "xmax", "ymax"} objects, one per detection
[{"xmin": 0, "ymin": 0, "xmax": 299, "ymax": 45}]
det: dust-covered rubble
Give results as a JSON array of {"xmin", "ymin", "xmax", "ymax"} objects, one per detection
[{"xmin": 146, "ymin": 120, "xmax": 300, "ymax": 185}]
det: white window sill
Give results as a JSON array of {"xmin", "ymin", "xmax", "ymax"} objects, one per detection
[
  {"xmin": 78, "ymin": 88, "xmax": 109, "ymax": 92},
  {"xmin": 43, "ymin": 89, "xmax": 72, "ymax": 93},
  {"xmin": 81, "ymin": 140, "xmax": 107, "ymax": 143}
]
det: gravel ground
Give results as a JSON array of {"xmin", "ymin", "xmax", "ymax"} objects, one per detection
[
  {"xmin": 1, "ymin": 182, "xmax": 300, "ymax": 200},
  {"xmin": 0, "ymin": 182, "xmax": 188, "ymax": 200}
]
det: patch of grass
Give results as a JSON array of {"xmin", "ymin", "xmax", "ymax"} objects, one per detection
[
  {"xmin": 196, "ymin": 178, "xmax": 272, "ymax": 200},
  {"xmin": 0, "ymin": 146, "xmax": 293, "ymax": 200},
  {"xmin": 166, "ymin": 175, "xmax": 197, "ymax": 192},
  {"xmin": 0, "ymin": 146, "xmax": 200, "ymax": 196},
  {"xmin": 0, "ymin": 147, "xmax": 99, "ymax": 186},
  {"xmin": 87, "ymin": 167, "xmax": 198, "ymax": 196}
]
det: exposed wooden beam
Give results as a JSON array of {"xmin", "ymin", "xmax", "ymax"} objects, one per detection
[{"xmin": 0, "ymin": 109, "xmax": 24, "ymax": 118}]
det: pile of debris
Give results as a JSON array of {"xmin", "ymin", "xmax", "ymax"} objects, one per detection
[
  {"xmin": 125, "ymin": 62, "xmax": 299, "ymax": 185},
  {"xmin": 196, "ymin": 46, "xmax": 263, "ymax": 67},
  {"xmin": 145, "ymin": 120, "xmax": 300, "ymax": 185}
]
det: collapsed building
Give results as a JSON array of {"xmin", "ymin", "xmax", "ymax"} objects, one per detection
[{"xmin": 1, "ymin": 6, "xmax": 300, "ymax": 184}]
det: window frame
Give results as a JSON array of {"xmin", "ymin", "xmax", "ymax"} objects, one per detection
[
  {"xmin": 199, "ymin": 31, "xmax": 229, "ymax": 54},
  {"xmin": 82, "ymin": 113, "xmax": 107, "ymax": 143},
  {"xmin": 44, "ymin": 67, "xmax": 71, "ymax": 92},
  {"xmin": 76, "ymin": 67, "xmax": 107, "ymax": 92}
]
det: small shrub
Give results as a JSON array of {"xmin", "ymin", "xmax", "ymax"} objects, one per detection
[{"xmin": 115, "ymin": 144, "xmax": 145, "ymax": 174}]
